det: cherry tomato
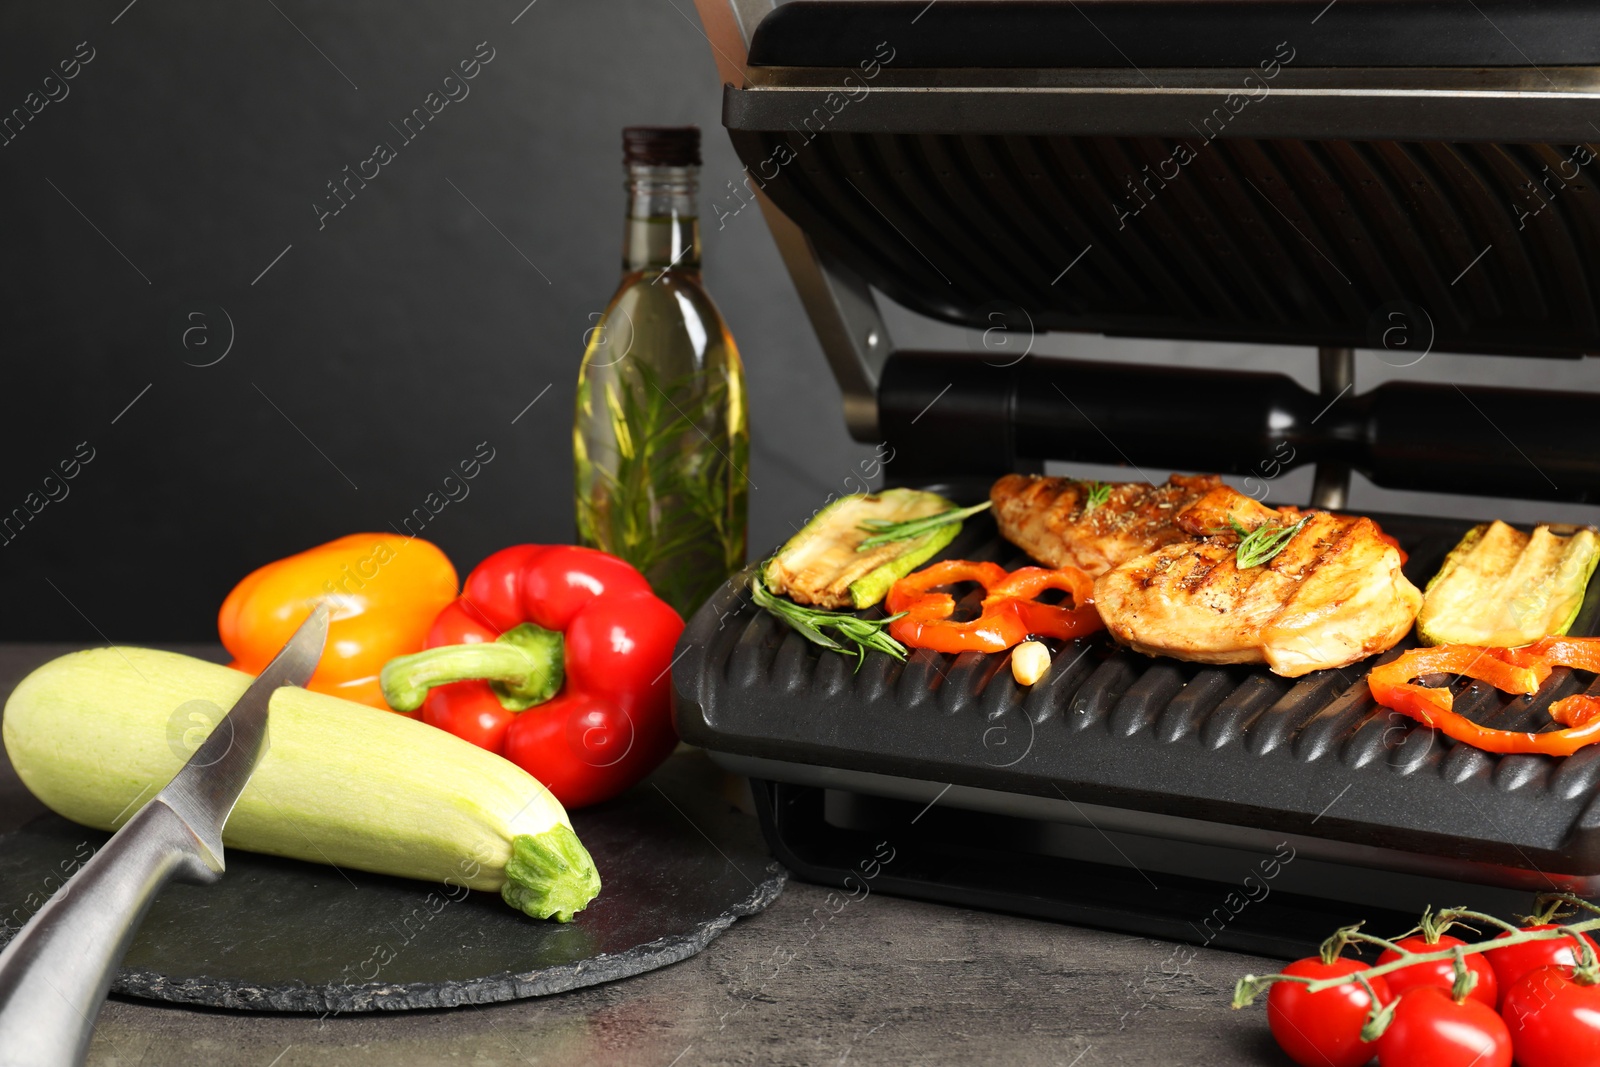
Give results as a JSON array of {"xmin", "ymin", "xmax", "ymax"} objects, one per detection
[
  {"xmin": 1375, "ymin": 986, "xmax": 1510, "ymax": 1066},
  {"xmin": 1484, "ymin": 924, "xmax": 1600, "ymax": 994},
  {"xmin": 1501, "ymin": 965, "xmax": 1600, "ymax": 1067},
  {"xmin": 1267, "ymin": 957, "xmax": 1391, "ymax": 1067},
  {"xmin": 1375, "ymin": 935, "xmax": 1498, "ymax": 1008}
]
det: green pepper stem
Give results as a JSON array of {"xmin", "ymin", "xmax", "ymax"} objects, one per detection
[{"xmin": 381, "ymin": 623, "xmax": 565, "ymax": 713}]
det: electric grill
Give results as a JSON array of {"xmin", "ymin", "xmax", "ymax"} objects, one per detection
[{"xmin": 676, "ymin": 0, "xmax": 1600, "ymax": 957}]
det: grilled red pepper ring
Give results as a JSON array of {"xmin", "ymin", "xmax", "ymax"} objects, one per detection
[
  {"xmin": 885, "ymin": 559, "xmax": 1103, "ymax": 655},
  {"xmin": 988, "ymin": 566, "xmax": 1104, "ymax": 641},
  {"xmin": 1364, "ymin": 643, "xmax": 1600, "ymax": 756},
  {"xmin": 380, "ymin": 545, "xmax": 684, "ymax": 808}
]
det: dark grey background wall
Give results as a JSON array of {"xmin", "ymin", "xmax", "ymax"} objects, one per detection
[
  {"xmin": 0, "ymin": 0, "xmax": 873, "ymax": 640},
  {"xmin": 5, "ymin": 1, "xmax": 1596, "ymax": 641}
]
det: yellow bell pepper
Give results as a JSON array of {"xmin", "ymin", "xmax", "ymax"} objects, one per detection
[{"xmin": 219, "ymin": 534, "xmax": 459, "ymax": 711}]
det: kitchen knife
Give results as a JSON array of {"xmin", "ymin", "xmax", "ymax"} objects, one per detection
[{"xmin": 0, "ymin": 604, "xmax": 329, "ymax": 1067}]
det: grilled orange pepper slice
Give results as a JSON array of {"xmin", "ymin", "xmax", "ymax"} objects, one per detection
[
  {"xmin": 1366, "ymin": 641, "xmax": 1600, "ymax": 756},
  {"xmin": 1525, "ymin": 636, "xmax": 1600, "ymax": 731},
  {"xmin": 886, "ymin": 559, "xmax": 1103, "ymax": 655}
]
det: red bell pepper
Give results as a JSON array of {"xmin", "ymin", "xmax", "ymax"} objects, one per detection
[{"xmin": 380, "ymin": 545, "xmax": 684, "ymax": 808}]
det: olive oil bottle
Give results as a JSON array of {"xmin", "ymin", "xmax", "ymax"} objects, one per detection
[{"xmin": 574, "ymin": 127, "xmax": 749, "ymax": 618}]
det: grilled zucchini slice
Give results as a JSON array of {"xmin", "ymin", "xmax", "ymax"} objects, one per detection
[
  {"xmin": 1417, "ymin": 520, "xmax": 1600, "ymax": 647},
  {"xmin": 764, "ymin": 489, "xmax": 959, "ymax": 610}
]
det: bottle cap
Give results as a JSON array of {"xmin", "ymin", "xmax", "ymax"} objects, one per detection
[{"xmin": 623, "ymin": 126, "xmax": 701, "ymax": 167}]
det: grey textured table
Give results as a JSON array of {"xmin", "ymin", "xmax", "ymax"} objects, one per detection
[{"xmin": 0, "ymin": 645, "xmax": 1287, "ymax": 1066}]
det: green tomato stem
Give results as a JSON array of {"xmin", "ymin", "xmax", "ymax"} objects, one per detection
[
  {"xmin": 1231, "ymin": 973, "xmax": 1310, "ymax": 1009},
  {"xmin": 1344, "ymin": 929, "xmax": 1410, "ymax": 956},
  {"xmin": 1569, "ymin": 921, "xmax": 1600, "ymax": 985},
  {"xmin": 1449, "ymin": 947, "xmax": 1479, "ymax": 1002},
  {"xmin": 1318, "ymin": 922, "xmax": 1405, "ymax": 964},
  {"xmin": 1438, "ymin": 906, "xmax": 1522, "ymax": 935},
  {"xmin": 1299, "ymin": 917, "xmax": 1600, "ymax": 994},
  {"xmin": 1402, "ymin": 903, "xmax": 1480, "ymax": 945},
  {"xmin": 1357, "ymin": 973, "xmax": 1398, "ymax": 1042},
  {"xmin": 1536, "ymin": 891, "xmax": 1600, "ymax": 920}
]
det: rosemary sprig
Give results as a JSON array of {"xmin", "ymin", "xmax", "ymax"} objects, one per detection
[
  {"xmin": 856, "ymin": 500, "xmax": 992, "ymax": 551},
  {"xmin": 751, "ymin": 574, "xmax": 907, "ymax": 669},
  {"xmin": 575, "ymin": 359, "xmax": 747, "ymax": 617},
  {"xmin": 1229, "ymin": 514, "xmax": 1312, "ymax": 569},
  {"xmin": 1083, "ymin": 481, "xmax": 1112, "ymax": 512}
]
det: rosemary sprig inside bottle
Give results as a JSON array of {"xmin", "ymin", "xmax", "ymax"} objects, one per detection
[
  {"xmin": 751, "ymin": 573, "xmax": 907, "ymax": 668},
  {"xmin": 856, "ymin": 501, "xmax": 992, "ymax": 551},
  {"xmin": 1224, "ymin": 514, "xmax": 1313, "ymax": 569}
]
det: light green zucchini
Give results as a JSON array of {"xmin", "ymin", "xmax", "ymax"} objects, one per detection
[{"xmin": 2, "ymin": 647, "xmax": 600, "ymax": 922}]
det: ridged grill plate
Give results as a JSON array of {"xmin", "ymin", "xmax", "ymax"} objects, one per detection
[{"xmin": 673, "ymin": 511, "xmax": 1600, "ymax": 878}]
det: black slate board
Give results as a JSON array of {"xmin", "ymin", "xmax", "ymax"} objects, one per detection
[{"xmin": 0, "ymin": 754, "xmax": 785, "ymax": 1013}]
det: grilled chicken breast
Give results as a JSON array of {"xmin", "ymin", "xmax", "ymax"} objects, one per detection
[
  {"xmin": 992, "ymin": 472, "xmax": 1420, "ymax": 676},
  {"xmin": 1093, "ymin": 511, "xmax": 1422, "ymax": 677},
  {"xmin": 990, "ymin": 473, "xmax": 1228, "ymax": 576}
]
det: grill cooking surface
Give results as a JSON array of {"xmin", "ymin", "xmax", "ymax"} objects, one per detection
[{"xmin": 674, "ymin": 509, "xmax": 1600, "ymax": 876}]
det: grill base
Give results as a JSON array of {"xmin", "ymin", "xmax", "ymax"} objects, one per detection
[{"xmin": 742, "ymin": 762, "xmax": 1537, "ymax": 959}]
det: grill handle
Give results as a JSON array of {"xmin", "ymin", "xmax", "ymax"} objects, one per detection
[{"xmin": 879, "ymin": 350, "xmax": 1600, "ymax": 505}]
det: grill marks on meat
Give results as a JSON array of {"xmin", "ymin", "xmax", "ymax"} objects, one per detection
[
  {"xmin": 1096, "ymin": 512, "xmax": 1421, "ymax": 676},
  {"xmin": 991, "ymin": 473, "xmax": 1422, "ymax": 677},
  {"xmin": 990, "ymin": 472, "xmax": 1225, "ymax": 576}
]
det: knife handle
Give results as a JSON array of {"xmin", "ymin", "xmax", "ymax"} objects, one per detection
[{"xmin": 0, "ymin": 801, "xmax": 218, "ymax": 1067}]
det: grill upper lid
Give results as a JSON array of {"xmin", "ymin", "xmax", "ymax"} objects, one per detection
[
  {"xmin": 718, "ymin": 0, "xmax": 1600, "ymax": 492},
  {"xmin": 750, "ymin": 1, "xmax": 1600, "ymax": 69}
]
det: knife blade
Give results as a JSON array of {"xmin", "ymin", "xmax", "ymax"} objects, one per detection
[
  {"xmin": 156, "ymin": 603, "xmax": 329, "ymax": 870},
  {"xmin": 0, "ymin": 604, "xmax": 329, "ymax": 1067}
]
